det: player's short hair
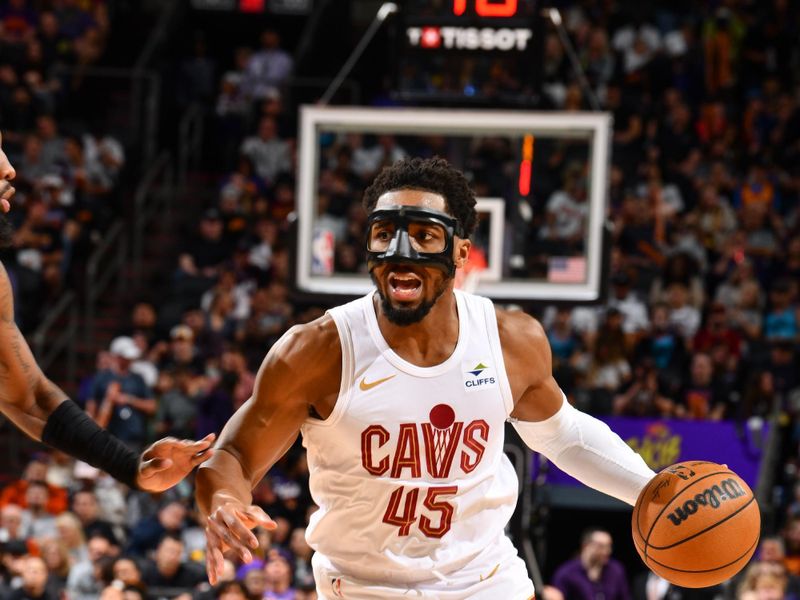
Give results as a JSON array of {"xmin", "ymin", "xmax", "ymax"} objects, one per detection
[{"xmin": 362, "ymin": 157, "xmax": 478, "ymax": 238}]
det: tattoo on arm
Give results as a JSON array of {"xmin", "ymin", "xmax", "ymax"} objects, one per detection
[
  {"xmin": 9, "ymin": 324, "xmax": 38, "ymax": 390},
  {"xmin": 0, "ymin": 284, "xmax": 45, "ymax": 396},
  {"xmin": 0, "ymin": 263, "xmax": 67, "ymax": 407}
]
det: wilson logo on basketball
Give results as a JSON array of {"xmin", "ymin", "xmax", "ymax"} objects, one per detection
[{"xmin": 666, "ymin": 478, "xmax": 748, "ymax": 526}]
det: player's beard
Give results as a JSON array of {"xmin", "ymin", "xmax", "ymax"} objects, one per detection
[
  {"xmin": 371, "ymin": 269, "xmax": 450, "ymax": 327},
  {"xmin": 0, "ymin": 213, "xmax": 12, "ymax": 248}
]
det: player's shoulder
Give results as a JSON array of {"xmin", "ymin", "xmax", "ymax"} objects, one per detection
[
  {"xmin": 494, "ymin": 306, "xmax": 551, "ymax": 366},
  {"xmin": 271, "ymin": 313, "xmax": 341, "ymax": 374},
  {"xmin": 252, "ymin": 313, "xmax": 341, "ymax": 409},
  {"xmin": 494, "ymin": 306, "xmax": 547, "ymax": 346}
]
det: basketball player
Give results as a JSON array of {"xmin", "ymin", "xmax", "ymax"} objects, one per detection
[
  {"xmin": 0, "ymin": 132, "xmax": 214, "ymax": 492},
  {"xmin": 197, "ymin": 158, "xmax": 657, "ymax": 598}
]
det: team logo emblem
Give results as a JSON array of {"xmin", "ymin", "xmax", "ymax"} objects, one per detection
[
  {"xmin": 464, "ymin": 361, "xmax": 497, "ymax": 392},
  {"xmin": 426, "ymin": 404, "xmax": 461, "ymax": 478}
]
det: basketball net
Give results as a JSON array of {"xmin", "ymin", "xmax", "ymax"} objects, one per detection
[{"xmin": 433, "ymin": 424, "xmax": 456, "ymax": 475}]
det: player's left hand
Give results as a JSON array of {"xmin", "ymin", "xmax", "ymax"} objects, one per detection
[{"xmin": 136, "ymin": 433, "xmax": 216, "ymax": 492}]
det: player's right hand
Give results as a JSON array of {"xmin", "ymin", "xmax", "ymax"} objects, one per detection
[{"xmin": 205, "ymin": 502, "xmax": 276, "ymax": 585}]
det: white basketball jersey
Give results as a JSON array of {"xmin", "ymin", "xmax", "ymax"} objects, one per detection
[{"xmin": 301, "ymin": 290, "xmax": 521, "ymax": 586}]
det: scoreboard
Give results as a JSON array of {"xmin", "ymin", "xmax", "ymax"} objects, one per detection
[
  {"xmin": 453, "ymin": 0, "xmax": 525, "ymax": 16},
  {"xmin": 401, "ymin": 0, "xmax": 537, "ymax": 20},
  {"xmin": 404, "ymin": 0, "xmax": 536, "ymax": 50},
  {"xmin": 392, "ymin": 0, "xmax": 543, "ymax": 104}
]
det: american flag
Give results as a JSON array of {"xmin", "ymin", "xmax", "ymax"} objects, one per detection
[{"xmin": 547, "ymin": 256, "xmax": 586, "ymax": 283}]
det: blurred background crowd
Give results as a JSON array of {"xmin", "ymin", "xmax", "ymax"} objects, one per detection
[
  {"xmin": 1, "ymin": 0, "xmax": 800, "ymax": 598},
  {"xmin": 0, "ymin": 0, "xmax": 122, "ymax": 332}
]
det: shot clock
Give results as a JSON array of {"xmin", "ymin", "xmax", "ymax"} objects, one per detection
[
  {"xmin": 392, "ymin": 0, "xmax": 544, "ymax": 104},
  {"xmin": 453, "ymin": 0, "xmax": 521, "ymax": 17},
  {"xmin": 403, "ymin": 0, "xmax": 536, "ymax": 19}
]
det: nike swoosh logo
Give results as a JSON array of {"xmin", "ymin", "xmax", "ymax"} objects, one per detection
[
  {"xmin": 359, "ymin": 374, "xmax": 396, "ymax": 391},
  {"xmin": 480, "ymin": 563, "xmax": 500, "ymax": 582}
]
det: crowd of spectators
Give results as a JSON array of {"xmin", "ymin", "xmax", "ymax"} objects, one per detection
[
  {"xmin": 0, "ymin": 451, "xmax": 316, "ymax": 599},
  {"xmin": 0, "ymin": 0, "xmax": 123, "ymax": 332},
  {"xmin": 3, "ymin": 0, "xmax": 800, "ymax": 598},
  {"xmin": 544, "ymin": 527, "xmax": 800, "ymax": 600},
  {"xmin": 532, "ymin": 1, "xmax": 800, "ymax": 517}
]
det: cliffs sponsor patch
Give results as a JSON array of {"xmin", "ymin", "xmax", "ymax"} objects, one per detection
[{"xmin": 463, "ymin": 361, "xmax": 497, "ymax": 393}]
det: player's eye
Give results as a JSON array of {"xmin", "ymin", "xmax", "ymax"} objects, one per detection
[
  {"xmin": 409, "ymin": 224, "xmax": 446, "ymax": 252},
  {"xmin": 377, "ymin": 225, "xmax": 398, "ymax": 240},
  {"xmin": 368, "ymin": 222, "xmax": 396, "ymax": 250}
]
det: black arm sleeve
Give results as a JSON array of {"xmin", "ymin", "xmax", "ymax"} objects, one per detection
[{"xmin": 41, "ymin": 399, "xmax": 140, "ymax": 489}]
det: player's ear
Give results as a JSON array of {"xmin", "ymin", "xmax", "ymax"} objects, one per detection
[{"xmin": 454, "ymin": 238, "xmax": 471, "ymax": 269}]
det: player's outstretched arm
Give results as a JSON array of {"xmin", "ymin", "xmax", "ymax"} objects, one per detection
[
  {"xmin": 196, "ymin": 315, "xmax": 341, "ymax": 585},
  {"xmin": 0, "ymin": 132, "xmax": 214, "ymax": 489},
  {"xmin": 498, "ymin": 309, "xmax": 656, "ymax": 505},
  {"xmin": 0, "ymin": 263, "xmax": 215, "ymax": 491}
]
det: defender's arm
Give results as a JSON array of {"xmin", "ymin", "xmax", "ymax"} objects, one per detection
[
  {"xmin": 0, "ymin": 263, "xmax": 214, "ymax": 490},
  {"xmin": 0, "ymin": 131, "xmax": 213, "ymax": 492},
  {"xmin": 0, "ymin": 263, "xmax": 67, "ymax": 436}
]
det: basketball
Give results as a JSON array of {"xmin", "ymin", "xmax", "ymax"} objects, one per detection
[{"xmin": 632, "ymin": 461, "xmax": 761, "ymax": 588}]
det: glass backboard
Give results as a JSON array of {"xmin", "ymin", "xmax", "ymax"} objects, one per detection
[{"xmin": 296, "ymin": 106, "xmax": 611, "ymax": 302}]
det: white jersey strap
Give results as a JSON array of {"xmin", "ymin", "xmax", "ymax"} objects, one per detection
[
  {"xmin": 477, "ymin": 294, "xmax": 515, "ymax": 416},
  {"xmin": 313, "ymin": 304, "xmax": 357, "ymax": 428}
]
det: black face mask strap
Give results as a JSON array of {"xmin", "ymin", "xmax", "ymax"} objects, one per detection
[{"xmin": 387, "ymin": 228, "xmax": 416, "ymax": 259}]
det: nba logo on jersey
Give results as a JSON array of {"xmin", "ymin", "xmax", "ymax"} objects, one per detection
[{"xmin": 463, "ymin": 361, "xmax": 497, "ymax": 393}]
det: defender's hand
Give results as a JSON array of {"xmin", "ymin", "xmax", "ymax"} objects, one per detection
[
  {"xmin": 136, "ymin": 433, "xmax": 215, "ymax": 492},
  {"xmin": 205, "ymin": 502, "xmax": 276, "ymax": 584}
]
